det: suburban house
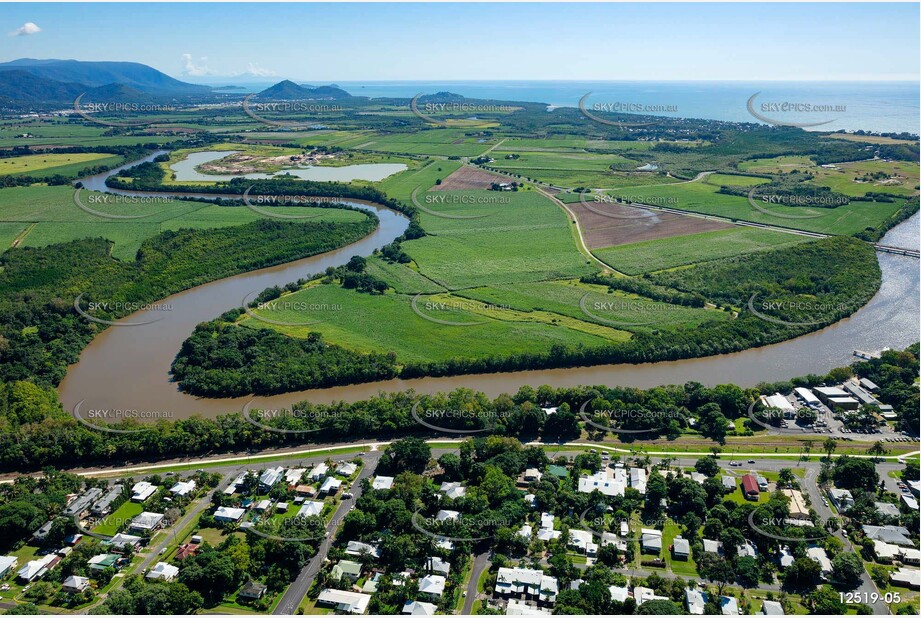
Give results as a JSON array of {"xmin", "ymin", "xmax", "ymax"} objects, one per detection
[
  {"xmin": 146, "ymin": 562, "xmax": 179, "ymax": 582},
  {"xmin": 130, "ymin": 481, "xmax": 157, "ymax": 502},
  {"xmin": 760, "ymin": 600, "xmax": 785, "ymax": 615},
  {"xmin": 425, "ymin": 556, "xmax": 451, "ymax": 576},
  {"xmin": 17, "ymin": 554, "xmax": 59, "ymax": 582},
  {"xmin": 169, "ymin": 480, "xmax": 196, "ymax": 497},
  {"xmin": 372, "ymin": 476, "xmax": 394, "ymax": 490},
  {"xmin": 129, "ymin": 512, "xmax": 165, "ymax": 533},
  {"xmin": 495, "ymin": 567, "xmax": 559, "ymax": 605},
  {"xmin": 319, "ymin": 477, "xmax": 342, "ymax": 495},
  {"xmin": 782, "ymin": 489, "xmax": 810, "ymax": 520},
  {"xmin": 402, "ymin": 600, "xmax": 438, "ymax": 615},
  {"xmin": 91, "ymin": 485, "xmax": 124, "ymax": 516},
  {"xmin": 214, "ymin": 506, "xmax": 246, "ymax": 523},
  {"xmin": 88, "ymin": 553, "xmax": 119, "ymax": 572},
  {"xmin": 641, "ymin": 528, "xmax": 663, "ymax": 554},
  {"xmin": 741, "ymin": 474, "xmax": 760, "ymax": 500},
  {"xmin": 438, "ymin": 482, "xmax": 466, "ymax": 500},
  {"xmin": 63, "ymin": 488, "xmax": 103, "ymax": 517},
  {"xmin": 862, "ymin": 525, "xmax": 914, "ymax": 546},
  {"xmin": 62, "ymin": 575, "xmax": 90, "ymax": 594},
  {"xmin": 345, "ymin": 541, "xmax": 381, "ymax": 558},
  {"xmin": 672, "ymin": 536, "xmax": 691, "ymax": 560},
  {"xmin": 332, "ymin": 560, "xmax": 363, "ymax": 583},
  {"xmin": 418, "ymin": 574, "xmax": 446, "ymax": 600},
  {"xmin": 686, "ymin": 587, "xmax": 708, "ymax": 615},
  {"xmin": 807, "ymin": 546, "xmax": 833, "ymax": 579},
  {"xmin": 0, "ymin": 556, "xmax": 17, "ymax": 578},
  {"xmin": 259, "ymin": 466, "xmax": 285, "ymax": 490},
  {"xmin": 239, "ymin": 581, "xmax": 267, "ymax": 600},
  {"xmin": 317, "ymin": 589, "xmax": 372, "ymax": 614},
  {"xmin": 828, "ymin": 488, "xmax": 855, "ymax": 511},
  {"xmin": 107, "ymin": 533, "xmax": 143, "ymax": 553},
  {"xmin": 298, "ymin": 500, "xmax": 325, "ymax": 518}
]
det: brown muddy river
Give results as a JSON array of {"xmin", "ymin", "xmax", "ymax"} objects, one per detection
[{"xmin": 58, "ymin": 156, "xmax": 920, "ymax": 421}]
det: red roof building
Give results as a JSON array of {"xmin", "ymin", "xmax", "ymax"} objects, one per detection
[{"xmin": 741, "ymin": 474, "xmax": 760, "ymax": 500}]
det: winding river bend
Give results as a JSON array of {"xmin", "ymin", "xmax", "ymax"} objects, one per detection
[{"xmin": 59, "ymin": 156, "xmax": 920, "ymax": 420}]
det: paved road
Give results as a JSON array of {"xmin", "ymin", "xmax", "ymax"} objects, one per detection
[
  {"xmin": 801, "ymin": 467, "xmax": 890, "ymax": 615},
  {"xmin": 462, "ymin": 550, "xmax": 491, "ymax": 615},
  {"xmin": 273, "ymin": 451, "xmax": 382, "ymax": 615}
]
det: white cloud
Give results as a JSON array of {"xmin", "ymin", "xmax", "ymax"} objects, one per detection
[
  {"xmin": 241, "ymin": 63, "xmax": 277, "ymax": 77},
  {"xmin": 181, "ymin": 53, "xmax": 212, "ymax": 76},
  {"xmin": 9, "ymin": 22, "xmax": 41, "ymax": 37}
]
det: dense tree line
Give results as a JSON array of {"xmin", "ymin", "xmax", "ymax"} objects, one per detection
[
  {"xmin": 3, "ymin": 344, "xmax": 916, "ymax": 472},
  {"xmin": 0, "ymin": 217, "xmax": 376, "ymax": 388}
]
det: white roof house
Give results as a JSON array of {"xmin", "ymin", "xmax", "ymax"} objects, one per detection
[
  {"xmin": 686, "ymin": 588, "xmax": 708, "ymax": 615},
  {"xmin": 17, "ymin": 554, "xmax": 56, "ymax": 582},
  {"xmin": 298, "ymin": 500, "xmax": 325, "ymax": 518},
  {"xmin": 609, "ymin": 585, "xmax": 629, "ymax": 603},
  {"xmin": 319, "ymin": 477, "xmax": 342, "ymax": 494},
  {"xmin": 863, "ymin": 525, "xmax": 914, "ymax": 546},
  {"xmin": 807, "ymin": 546, "xmax": 833, "ymax": 577},
  {"xmin": 345, "ymin": 541, "xmax": 380, "ymax": 557},
  {"xmin": 641, "ymin": 528, "xmax": 663, "ymax": 553},
  {"xmin": 495, "ymin": 567, "xmax": 558, "ymax": 604},
  {"xmin": 540, "ymin": 512, "xmax": 555, "ymax": 530},
  {"xmin": 518, "ymin": 524, "xmax": 533, "ymax": 539},
  {"xmin": 309, "ymin": 463, "xmax": 329, "ymax": 480},
  {"xmin": 285, "ymin": 468, "xmax": 307, "ymax": 485},
  {"xmin": 436, "ymin": 509, "xmax": 459, "ymax": 522},
  {"xmin": 146, "ymin": 562, "xmax": 179, "ymax": 582},
  {"xmin": 720, "ymin": 596, "xmax": 739, "ymax": 615},
  {"xmin": 439, "ymin": 482, "xmax": 467, "ymax": 499},
  {"xmin": 634, "ymin": 586, "xmax": 668, "ymax": 606},
  {"xmin": 419, "ymin": 574, "xmax": 446, "ymax": 598},
  {"xmin": 760, "ymin": 600, "xmax": 785, "ymax": 615},
  {"xmin": 569, "ymin": 529, "xmax": 595, "ymax": 554},
  {"xmin": 130, "ymin": 511, "xmax": 164, "ymax": 531},
  {"xmin": 0, "ymin": 556, "xmax": 18, "ymax": 578},
  {"xmin": 505, "ymin": 600, "xmax": 552, "ymax": 615},
  {"xmin": 214, "ymin": 506, "xmax": 245, "ymax": 522},
  {"xmin": 873, "ymin": 540, "xmax": 902, "ymax": 562},
  {"xmin": 630, "ymin": 468, "xmax": 647, "ymax": 494},
  {"xmin": 890, "ymin": 567, "xmax": 921, "ymax": 589},
  {"xmin": 426, "ymin": 556, "xmax": 451, "ymax": 575},
  {"xmin": 259, "ymin": 466, "xmax": 284, "ymax": 488},
  {"xmin": 131, "ymin": 481, "xmax": 157, "ymax": 502},
  {"xmin": 578, "ymin": 467, "xmax": 626, "ymax": 497},
  {"xmin": 62, "ymin": 575, "xmax": 90, "ymax": 593},
  {"xmin": 337, "ymin": 462, "xmax": 359, "ymax": 477},
  {"xmin": 402, "ymin": 600, "xmax": 438, "ymax": 615},
  {"xmin": 372, "ymin": 476, "xmax": 394, "ymax": 490},
  {"xmin": 317, "ymin": 589, "xmax": 371, "ymax": 614},
  {"xmin": 169, "ymin": 480, "xmax": 196, "ymax": 497}
]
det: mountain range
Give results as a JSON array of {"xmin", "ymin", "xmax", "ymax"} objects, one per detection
[{"xmin": 0, "ymin": 59, "xmax": 353, "ymax": 108}]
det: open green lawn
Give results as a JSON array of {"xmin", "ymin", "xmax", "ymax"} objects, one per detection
[
  {"xmin": 0, "ymin": 185, "xmax": 366, "ymax": 260},
  {"xmin": 606, "ymin": 175, "xmax": 906, "ymax": 236},
  {"xmin": 810, "ymin": 160, "xmax": 920, "ymax": 198},
  {"xmin": 241, "ymin": 283, "xmax": 626, "ymax": 364},
  {"xmin": 403, "ymin": 188, "xmax": 594, "ymax": 288},
  {"xmin": 355, "ymin": 129, "xmax": 499, "ymax": 157},
  {"xmin": 594, "ymin": 227, "xmax": 812, "ymax": 275},
  {"xmin": 704, "ymin": 173, "xmax": 771, "ymax": 187},
  {"xmin": 456, "ymin": 279, "xmax": 728, "ymax": 334},
  {"xmin": 93, "ymin": 500, "xmax": 143, "ymax": 536},
  {"xmin": 738, "ymin": 155, "xmax": 816, "ymax": 174},
  {"xmin": 487, "ymin": 151, "xmax": 641, "ymax": 188},
  {"xmin": 0, "ymin": 152, "xmax": 124, "ymax": 177}
]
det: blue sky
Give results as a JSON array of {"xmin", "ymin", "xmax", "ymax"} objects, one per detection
[{"xmin": 2, "ymin": 3, "xmax": 918, "ymax": 82}]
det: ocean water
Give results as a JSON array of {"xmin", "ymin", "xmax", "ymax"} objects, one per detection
[{"xmin": 332, "ymin": 80, "xmax": 919, "ymax": 134}]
